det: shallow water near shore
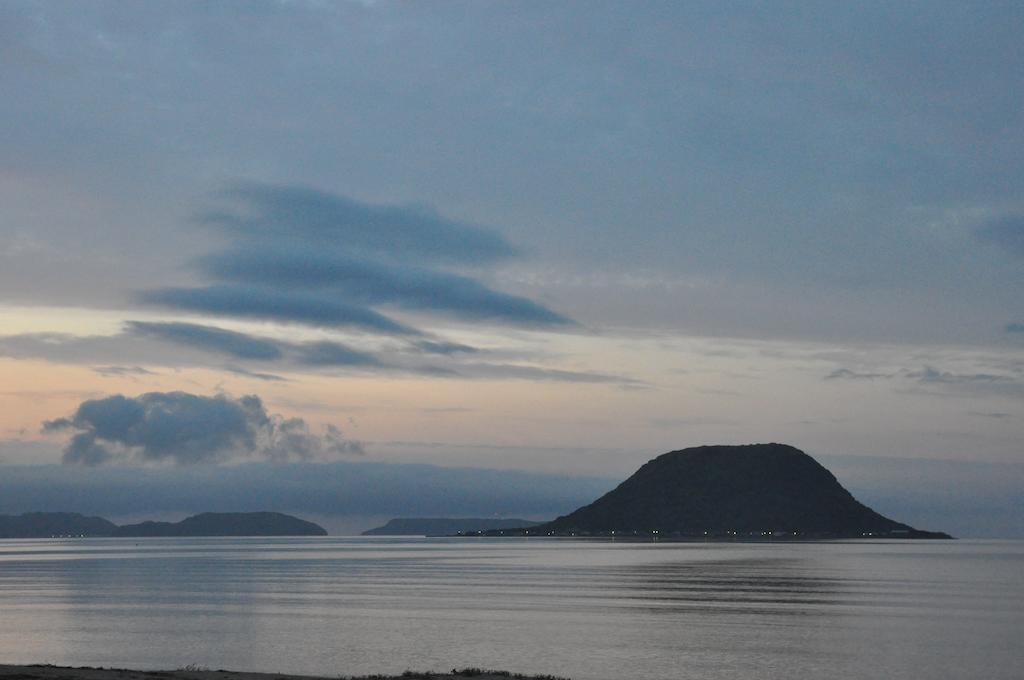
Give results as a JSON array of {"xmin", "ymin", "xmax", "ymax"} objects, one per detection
[{"xmin": 0, "ymin": 537, "xmax": 1020, "ymax": 680}]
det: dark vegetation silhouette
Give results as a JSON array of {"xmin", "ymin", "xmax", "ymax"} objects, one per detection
[
  {"xmin": 471, "ymin": 443, "xmax": 951, "ymax": 539},
  {"xmin": 0, "ymin": 512, "xmax": 117, "ymax": 538},
  {"xmin": 345, "ymin": 670, "xmax": 569, "ymax": 680},
  {"xmin": 0, "ymin": 511, "xmax": 326, "ymax": 538}
]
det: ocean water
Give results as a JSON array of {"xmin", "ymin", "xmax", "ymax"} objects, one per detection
[{"xmin": 0, "ymin": 537, "xmax": 1020, "ymax": 680}]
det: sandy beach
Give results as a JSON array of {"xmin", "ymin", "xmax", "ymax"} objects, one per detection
[{"xmin": 0, "ymin": 666, "xmax": 567, "ymax": 680}]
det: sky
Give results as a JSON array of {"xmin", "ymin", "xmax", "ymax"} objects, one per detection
[{"xmin": 1, "ymin": 1, "xmax": 1022, "ymax": 535}]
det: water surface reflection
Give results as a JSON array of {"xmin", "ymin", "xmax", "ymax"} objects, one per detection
[{"xmin": 0, "ymin": 538, "xmax": 1019, "ymax": 680}]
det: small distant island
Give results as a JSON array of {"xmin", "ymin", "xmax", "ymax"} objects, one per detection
[
  {"xmin": 363, "ymin": 517, "xmax": 544, "ymax": 536},
  {"xmin": 0, "ymin": 511, "xmax": 326, "ymax": 538},
  {"xmin": 466, "ymin": 443, "xmax": 952, "ymax": 539}
]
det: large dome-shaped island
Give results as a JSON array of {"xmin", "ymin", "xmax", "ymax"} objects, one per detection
[{"xmin": 513, "ymin": 444, "xmax": 951, "ymax": 539}]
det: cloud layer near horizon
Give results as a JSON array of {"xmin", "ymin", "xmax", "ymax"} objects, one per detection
[
  {"xmin": 43, "ymin": 391, "xmax": 362, "ymax": 466},
  {"xmin": 825, "ymin": 364, "xmax": 1024, "ymax": 400},
  {"xmin": 0, "ymin": 321, "xmax": 637, "ymax": 385}
]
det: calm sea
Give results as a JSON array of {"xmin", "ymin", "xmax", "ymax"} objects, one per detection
[{"xmin": 0, "ymin": 537, "xmax": 1020, "ymax": 680}]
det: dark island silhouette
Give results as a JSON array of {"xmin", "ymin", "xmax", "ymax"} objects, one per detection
[
  {"xmin": 470, "ymin": 443, "xmax": 951, "ymax": 539},
  {"xmin": 114, "ymin": 512, "xmax": 327, "ymax": 537},
  {"xmin": 363, "ymin": 517, "xmax": 543, "ymax": 536},
  {"xmin": 0, "ymin": 512, "xmax": 119, "ymax": 539},
  {"xmin": 0, "ymin": 511, "xmax": 326, "ymax": 538}
]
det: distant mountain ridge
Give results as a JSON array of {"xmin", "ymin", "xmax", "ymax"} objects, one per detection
[
  {"xmin": 479, "ymin": 444, "xmax": 951, "ymax": 539},
  {"xmin": 363, "ymin": 517, "xmax": 543, "ymax": 536},
  {"xmin": 115, "ymin": 512, "xmax": 327, "ymax": 537},
  {"xmin": 0, "ymin": 512, "xmax": 118, "ymax": 538},
  {"xmin": 0, "ymin": 511, "xmax": 326, "ymax": 538}
]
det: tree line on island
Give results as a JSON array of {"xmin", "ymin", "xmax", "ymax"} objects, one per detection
[{"xmin": 0, "ymin": 511, "xmax": 326, "ymax": 538}]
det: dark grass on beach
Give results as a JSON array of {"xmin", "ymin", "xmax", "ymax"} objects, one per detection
[
  {"xmin": 0, "ymin": 665, "xmax": 569, "ymax": 680},
  {"xmin": 348, "ymin": 669, "xmax": 568, "ymax": 680}
]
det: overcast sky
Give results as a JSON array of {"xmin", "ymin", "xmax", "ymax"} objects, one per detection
[{"xmin": 1, "ymin": 1, "xmax": 1022, "ymax": 534}]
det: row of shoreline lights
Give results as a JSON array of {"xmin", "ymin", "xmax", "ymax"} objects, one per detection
[{"xmin": 517, "ymin": 529, "xmax": 805, "ymax": 536}]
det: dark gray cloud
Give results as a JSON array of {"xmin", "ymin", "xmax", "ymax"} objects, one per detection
[
  {"xmin": 905, "ymin": 367, "xmax": 1024, "ymax": 399},
  {"xmin": 222, "ymin": 365, "xmax": 288, "ymax": 382},
  {"xmin": 140, "ymin": 285, "xmax": 421, "ymax": 335},
  {"xmin": 824, "ymin": 368, "xmax": 890, "ymax": 380},
  {"xmin": 411, "ymin": 340, "xmax": 479, "ymax": 355},
  {"xmin": 968, "ymin": 411, "xmax": 1012, "ymax": 420},
  {"xmin": 648, "ymin": 416, "xmax": 738, "ymax": 428},
  {"xmin": 827, "ymin": 364, "xmax": 1024, "ymax": 399},
  {"xmin": 449, "ymin": 362, "xmax": 644, "ymax": 386},
  {"xmin": 93, "ymin": 366, "xmax": 158, "ymax": 377},
  {"xmin": 0, "ymin": 329, "xmax": 286, "ymax": 373},
  {"xmin": 206, "ymin": 182, "xmax": 518, "ymax": 265},
  {"xmin": 977, "ymin": 215, "xmax": 1024, "ymax": 258},
  {"xmin": 200, "ymin": 246, "xmax": 573, "ymax": 326},
  {"xmin": 128, "ymin": 321, "xmax": 381, "ymax": 369},
  {"xmin": 140, "ymin": 182, "xmax": 572, "ymax": 335},
  {"xmin": 826, "ymin": 365, "xmax": 1016, "ymax": 386},
  {"xmin": 294, "ymin": 341, "xmax": 382, "ymax": 367},
  {"xmin": 0, "ymin": 325, "xmax": 636, "ymax": 384},
  {"xmin": 907, "ymin": 366, "xmax": 1016, "ymax": 386},
  {"xmin": 1007, "ymin": 323, "xmax": 1024, "ymax": 333},
  {"xmin": 0, "ymin": 332, "xmax": 170, "ymax": 365},
  {"xmin": 43, "ymin": 391, "xmax": 361, "ymax": 466},
  {"xmin": 128, "ymin": 321, "xmax": 284, "ymax": 359}
]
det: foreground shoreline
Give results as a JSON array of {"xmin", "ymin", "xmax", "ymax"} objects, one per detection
[{"xmin": 0, "ymin": 665, "xmax": 568, "ymax": 680}]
